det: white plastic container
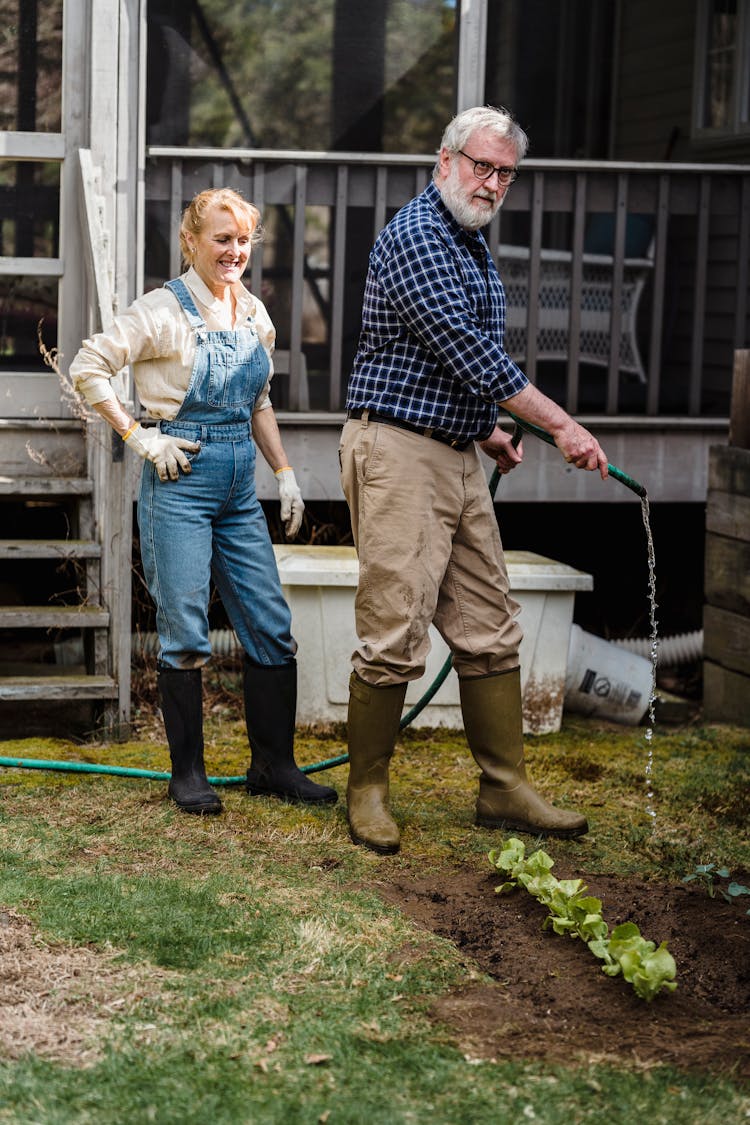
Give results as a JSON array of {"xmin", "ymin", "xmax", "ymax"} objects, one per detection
[
  {"xmin": 564, "ymin": 624, "xmax": 652, "ymax": 725},
  {"xmin": 273, "ymin": 546, "xmax": 593, "ymax": 734}
]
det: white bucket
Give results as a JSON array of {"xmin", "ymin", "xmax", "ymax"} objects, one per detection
[{"xmin": 564, "ymin": 624, "xmax": 653, "ymax": 725}]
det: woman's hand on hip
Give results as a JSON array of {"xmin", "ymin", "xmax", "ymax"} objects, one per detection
[{"xmin": 124, "ymin": 424, "xmax": 200, "ymax": 481}]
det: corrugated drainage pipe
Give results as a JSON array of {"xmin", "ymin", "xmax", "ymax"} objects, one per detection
[
  {"xmin": 132, "ymin": 628, "xmax": 705, "ymax": 667},
  {"xmin": 611, "ymin": 629, "xmax": 703, "ymax": 666}
]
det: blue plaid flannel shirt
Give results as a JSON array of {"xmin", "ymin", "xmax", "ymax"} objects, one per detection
[{"xmin": 346, "ymin": 181, "xmax": 528, "ymax": 445}]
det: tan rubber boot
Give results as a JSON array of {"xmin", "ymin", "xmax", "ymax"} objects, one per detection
[
  {"xmin": 459, "ymin": 668, "xmax": 588, "ymax": 838},
  {"xmin": 346, "ymin": 672, "xmax": 407, "ymax": 855}
]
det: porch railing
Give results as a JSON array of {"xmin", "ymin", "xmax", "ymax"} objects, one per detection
[{"xmin": 145, "ymin": 148, "xmax": 750, "ymax": 419}]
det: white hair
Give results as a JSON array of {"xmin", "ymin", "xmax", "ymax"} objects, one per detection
[{"xmin": 433, "ymin": 105, "xmax": 529, "ymax": 178}]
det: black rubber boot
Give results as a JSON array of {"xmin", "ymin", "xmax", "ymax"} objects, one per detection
[
  {"xmin": 158, "ymin": 665, "xmax": 223, "ymax": 815},
  {"xmin": 243, "ymin": 657, "xmax": 338, "ymax": 805}
]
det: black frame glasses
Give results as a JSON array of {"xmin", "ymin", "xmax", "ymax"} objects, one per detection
[{"xmin": 456, "ymin": 150, "xmax": 519, "ymax": 185}]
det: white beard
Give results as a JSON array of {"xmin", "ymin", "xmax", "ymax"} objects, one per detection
[{"xmin": 439, "ymin": 165, "xmax": 504, "ymax": 230}]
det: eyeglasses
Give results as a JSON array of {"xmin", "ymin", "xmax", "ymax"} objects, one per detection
[{"xmin": 456, "ymin": 150, "xmax": 519, "ymax": 185}]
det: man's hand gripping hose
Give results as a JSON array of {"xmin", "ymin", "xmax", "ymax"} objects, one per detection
[{"xmin": 500, "ymin": 410, "xmax": 647, "ymax": 498}]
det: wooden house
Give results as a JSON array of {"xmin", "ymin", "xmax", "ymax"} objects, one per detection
[{"xmin": 1, "ymin": 0, "xmax": 748, "ymax": 734}]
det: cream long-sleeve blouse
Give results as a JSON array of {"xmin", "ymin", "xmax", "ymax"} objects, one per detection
[{"xmin": 70, "ymin": 267, "xmax": 276, "ymax": 418}]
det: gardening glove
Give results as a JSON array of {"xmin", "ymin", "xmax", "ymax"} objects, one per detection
[
  {"xmin": 123, "ymin": 423, "xmax": 200, "ymax": 482},
  {"xmin": 275, "ymin": 467, "xmax": 305, "ymax": 539}
]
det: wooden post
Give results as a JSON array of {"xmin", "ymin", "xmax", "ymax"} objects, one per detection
[
  {"xmin": 703, "ymin": 349, "xmax": 750, "ymax": 726},
  {"xmin": 729, "ymin": 349, "xmax": 750, "ymax": 450}
]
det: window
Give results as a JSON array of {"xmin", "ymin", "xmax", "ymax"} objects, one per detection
[
  {"xmin": 0, "ymin": 161, "xmax": 60, "ymax": 365},
  {"xmin": 694, "ymin": 0, "xmax": 750, "ymax": 141},
  {"xmin": 485, "ymin": 0, "xmax": 615, "ymax": 159},
  {"xmin": 144, "ymin": 2, "xmax": 458, "ymax": 399},
  {"xmin": 146, "ymin": 0, "xmax": 457, "ymax": 153},
  {"xmin": 0, "ymin": 0, "xmax": 63, "ymax": 133}
]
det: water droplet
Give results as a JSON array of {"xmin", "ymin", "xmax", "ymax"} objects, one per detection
[{"xmin": 641, "ymin": 495, "xmax": 659, "ymax": 827}]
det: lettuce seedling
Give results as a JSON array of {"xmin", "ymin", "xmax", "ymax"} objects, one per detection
[
  {"xmin": 489, "ymin": 838, "xmax": 677, "ymax": 1001},
  {"xmin": 595, "ymin": 922, "xmax": 677, "ymax": 1001}
]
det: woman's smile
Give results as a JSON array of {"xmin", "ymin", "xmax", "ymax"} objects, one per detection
[{"xmin": 185, "ymin": 205, "xmax": 252, "ymax": 297}]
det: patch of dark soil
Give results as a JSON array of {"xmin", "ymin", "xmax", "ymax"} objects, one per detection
[{"xmin": 378, "ymin": 866, "xmax": 750, "ymax": 1079}]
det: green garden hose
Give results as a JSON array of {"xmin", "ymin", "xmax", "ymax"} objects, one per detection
[
  {"xmin": 0, "ymin": 418, "xmax": 647, "ymax": 786},
  {"xmin": 501, "ymin": 410, "xmax": 648, "ymax": 498}
]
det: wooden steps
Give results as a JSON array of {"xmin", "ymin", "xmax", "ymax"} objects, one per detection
[
  {"xmin": 0, "ymin": 540, "xmax": 101, "ymax": 560},
  {"xmin": 0, "ymin": 604, "xmax": 110, "ymax": 628},
  {"xmin": 0, "ymin": 476, "xmax": 93, "ymax": 496},
  {"xmin": 0, "ymin": 675, "xmax": 117, "ymax": 701},
  {"xmin": 0, "ymin": 430, "xmax": 119, "ymax": 729}
]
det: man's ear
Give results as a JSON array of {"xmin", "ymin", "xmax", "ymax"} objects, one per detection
[{"xmin": 437, "ymin": 146, "xmax": 452, "ymax": 180}]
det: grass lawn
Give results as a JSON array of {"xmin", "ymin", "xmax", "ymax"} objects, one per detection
[{"xmin": 0, "ymin": 696, "xmax": 748, "ymax": 1124}]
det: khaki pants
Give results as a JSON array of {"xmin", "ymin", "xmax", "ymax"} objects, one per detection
[{"xmin": 339, "ymin": 416, "xmax": 522, "ymax": 686}]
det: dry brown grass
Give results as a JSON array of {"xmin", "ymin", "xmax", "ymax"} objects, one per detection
[{"xmin": 0, "ymin": 908, "xmax": 170, "ymax": 1067}]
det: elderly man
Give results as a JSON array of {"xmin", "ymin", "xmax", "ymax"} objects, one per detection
[{"xmin": 339, "ymin": 105, "xmax": 608, "ymax": 855}]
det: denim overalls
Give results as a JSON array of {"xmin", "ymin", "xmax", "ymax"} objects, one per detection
[{"xmin": 138, "ymin": 277, "xmax": 296, "ymax": 670}]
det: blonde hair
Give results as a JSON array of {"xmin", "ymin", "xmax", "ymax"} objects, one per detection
[{"xmin": 179, "ymin": 188, "xmax": 262, "ymax": 264}]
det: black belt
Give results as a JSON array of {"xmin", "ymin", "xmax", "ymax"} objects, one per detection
[{"xmin": 347, "ymin": 409, "xmax": 473, "ymax": 452}]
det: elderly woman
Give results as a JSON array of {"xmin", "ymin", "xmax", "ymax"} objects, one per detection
[{"xmin": 70, "ymin": 187, "xmax": 336, "ymax": 814}]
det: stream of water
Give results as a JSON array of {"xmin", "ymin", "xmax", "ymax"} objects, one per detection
[{"xmin": 640, "ymin": 494, "xmax": 659, "ymax": 826}]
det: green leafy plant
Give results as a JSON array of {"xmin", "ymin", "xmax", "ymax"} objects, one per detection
[
  {"xmin": 682, "ymin": 863, "xmax": 750, "ymax": 913},
  {"xmin": 488, "ymin": 837, "xmax": 677, "ymax": 1002}
]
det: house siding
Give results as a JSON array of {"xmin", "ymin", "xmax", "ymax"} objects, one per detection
[
  {"xmin": 615, "ymin": 0, "xmax": 749, "ymax": 412},
  {"xmin": 614, "ymin": 0, "xmax": 697, "ymax": 162}
]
